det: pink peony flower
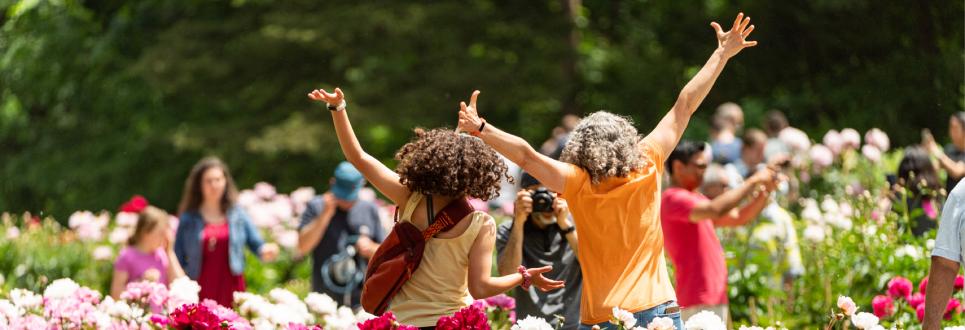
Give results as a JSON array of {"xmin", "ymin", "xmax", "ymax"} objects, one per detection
[
  {"xmin": 957, "ymin": 275, "xmax": 965, "ymax": 291},
  {"xmin": 946, "ymin": 299, "xmax": 962, "ymax": 320},
  {"xmin": 840, "ymin": 128, "xmax": 861, "ymax": 149},
  {"xmin": 779, "ymin": 127, "xmax": 812, "ymax": 153},
  {"xmin": 120, "ymin": 281, "xmax": 169, "ymax": 314},
  {"xmin": 871, "ymin": 295, "xmax": 894, "ymax": 318},
  {"xmin": 254, "ymin": 182, "xmax": 277, "ymax": 200},
  {"xmin": 887, "ymin": 276, "xmax": 913, "ymax": 300},
  {"xmin": 917, "ymin": 303, "xmax": 925, "ymax": 323},
  {"xmin": 809, "ymin": 145, "xmax": 834, "ymax": 168},
  {"xmin": 864, "ymin": 128, "xmax": 890, "ymax": 152},
  {"xmin": 823, "ymin": 130, "xmax": 844, "ymax": 155},
  {"xmin": 436, "ymin": 303, "xmax": 491, "ymax": 330},
  {"xmin": 908, "ymin": 293, "xmax": 925, "ymax": 309},
  {"xmin": 861, "ymin": 145, "xmax": 882, "ymax": 163},
  {"xmin": 483, "ymin": 294, "xmax": 515, "ymax": 311},
  {"xmin": 837, "ymin": 296, "xmax": 858, "ymax": 316},
  {"xmin": 920, "ymin": 277, "xmax": 929, "ymax": 294}
]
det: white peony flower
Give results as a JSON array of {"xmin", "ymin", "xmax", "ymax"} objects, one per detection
[
  {"xmin": 800, "ymin": 199, "xmax": 823, "ymax": 224},
  {"xmin": 43, "ymin": 278, "xmax": 80, "ymax": 300},
  {"xmin": 647, "ymin": 316, "xmax": 676, "ymax": 330},
  {"xmin": 0, "ymin": 299, "xmax": 19, "ymax": 320},
  {"xmin": 115, "ymin": 212, "xmax": 139, "ymax": 228},
  {"xmin": 837, "ymin": 296, "xmax": 858, "ymax": 316},
  {"xmin": 109, "ymin": 228, "xmax": 132, "ymax": 245},
  {"xmin": 10, "ymin": 289, "xmax": 42, "ymax": 310},
  {"xmin": 864, "ymin": 128, "xmax": 890, "ymax": 152},
  {"xmin": 840, "ymin": 128, "xmax": 861, "ymax": 149},
  {"xmin": 92, "ymin": 246, "xmax": 113, "ymax": 261},
  {"xmin": 168, "ymin": 277, "xmax": 200, "ymax": 310},
  {"xmin": 304, "ymin": 292, "xmax": 338, "ymax": 316},
  {"xmin": 851, "ymin": 312, "xmax": 879, "ymax": 329},
  {"xmin": 512, "ymin": 315, "xmax": 554, "ymax": 330},
  {"xmin": 613, "ymin": 306, "xmax": 637, "ymax": 328},
  {"xmin": 684, "ymin": 311, "xmax": 725, "ymax": 330},
  {"xmin": 895, "ymin": 245, "xmax": 922, "ymax": 260},
  {"xmin": 739, "ymin": 327, "xmax": 765, "ymax": 330},
  {"xmin": 820, "ymin": 197, "xmax": 840, "ymax": 215},
  {"xmin": 6, "ymin": 227, "xmax": 20, "ymax": 240},
  {"xmin": 803, "ymin": 225, "xmax": 826, "ymax": 243}
]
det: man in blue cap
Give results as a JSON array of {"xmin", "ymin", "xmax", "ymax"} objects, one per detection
[{"xmin": 298, "ymin": 161, "xmax": 385, "ymax": 306}]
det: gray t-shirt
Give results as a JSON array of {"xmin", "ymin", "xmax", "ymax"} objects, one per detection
[
  {"xmin": 933, "ymin": 180, "xmax": 965, "ymax": 266},
  {"xmin": 496, "ymin": 219, "xmax": 582, "ymax": 330},
  {"xmin": 299, "ymin": 196, "xmax": 385, "ymax": 306}
]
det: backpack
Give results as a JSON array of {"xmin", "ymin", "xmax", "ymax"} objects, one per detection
[{"xmin": 360, "ymin": 195, "xmax": 474, "ymax": 315}]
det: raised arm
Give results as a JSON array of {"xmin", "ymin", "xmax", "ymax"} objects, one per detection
[
  {"xmin": 457, "ymin": 91, "xmax": 570, "ymax": 193},
  {"xmin": 308, "ymin": 87, "xmax": 409, "ymax": 205},
  {"xmin": 691, "ymin": 167, "xmax": 774, "ymax": 222},
  {"xmin": 468, "ymin": 216, "xmax": 564, "ymax": 298},
  {"xmin": 645, "ymin": 13, "xmax": 758, "ymax": 160}
]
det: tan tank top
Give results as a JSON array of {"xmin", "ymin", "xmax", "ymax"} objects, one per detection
[{"xmin": 388, "ymin": 192, "xmax": 485, "ymax": 327}]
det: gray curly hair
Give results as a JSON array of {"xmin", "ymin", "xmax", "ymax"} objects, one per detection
[{"xmin": 560, "ymin": 111, "xmax": 645, "ymax": 184}]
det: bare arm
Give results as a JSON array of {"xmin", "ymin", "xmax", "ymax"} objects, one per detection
[
  {"xmin": 468, "ymin": 216, "xmax": 564, "ymax": 298},
  {"xmin": 165, "ymin": 249, "xmax": 187, "ymax": 282},
  {"xmin": 497, "ymin": 191, "xmax": 531, "ymax": 276},
  {"xmin": 457, "ymin": 91, "xmax": 570, "ymax": 193},
  {"xmin": 713, "ymin": 188, "xmax": 769, "ymax": 227},
  {"xmin": 932, "ymin": 146, "xmax": 965, "ymax": 180},
  {"xmin": 554, "ymin": 197, "xmax": 579, "ymax": 255},
  {"xmin": 110, "ymin": 270, "xmax": 129, "ymax": 299},
  {"xmin": 691, "ymin": 168, "xmax": 773, "ymax": 222},
  {"xmin": 308, "ymin": 88, "xmax": 410, "ymax": 205},
  {"xmin": 923, "ymin": 256, "xmax": 959, "ymax": 329},
  {"xmin": 297, "ymin": 194, "xmax": 337, "ymax": 257},
  {"xmin": 645, "ymin": 13, "xmax": 758, "ymax": 160}
]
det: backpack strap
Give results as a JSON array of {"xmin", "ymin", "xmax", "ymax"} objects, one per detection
[{"xmin": 421, "ymin": 197, "xmax": 475, "ymax": 241}]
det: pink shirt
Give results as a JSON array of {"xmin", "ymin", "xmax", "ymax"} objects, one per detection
[
  {"xmin": 660, "ymin": 187, "xmax": 728, "ymax": 307},
  {"xmin": 114, "ymin": 246, "xmax": 170, "ymax": 284}
]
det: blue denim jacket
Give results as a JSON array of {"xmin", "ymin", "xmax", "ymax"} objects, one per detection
[{"xmin": 174, "ymin": 206, "xmax": 264, "ymax": 279}]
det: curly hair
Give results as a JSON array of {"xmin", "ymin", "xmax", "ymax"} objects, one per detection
[
  {"xmin": 395, "ymin": 128, "xmax": 509, "ymax": 200},
  {"xmin": 560, "ymin": 111, "xmax": 645, "ymax": 184}
]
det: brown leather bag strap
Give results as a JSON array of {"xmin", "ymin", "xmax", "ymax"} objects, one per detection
[{"xmin": 422, "ymin": 197, "xmax": 474, "ymax": 241}]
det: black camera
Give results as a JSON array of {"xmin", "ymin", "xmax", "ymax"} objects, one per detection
[{"xmin": 531, "ymin": 187, "xmax": 555, "ymax": 213}]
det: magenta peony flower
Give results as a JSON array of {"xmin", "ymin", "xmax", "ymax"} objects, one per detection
[
  {"xmin": 871, "ymin": 295, "xmax": 895, "ymax": 318},
  {"xmin": 917, "ymin": 303, "xmax": 925, "ymax": 323},
  {"xmin": 150, "ymin": 313, "xmax": 171, "ymax": 327},
  {"xmin": 357, "ymin": 312, "xmax": 416, "ymax": 330},
  {"xmin": 864, "ymin": 128, "xmax": 890, "ymax": 152},
  {"xmin": 908, "ymin": 293, "xmax": 925, "ymax": 309},
  {"xmin": 946, "ymin": 299, "xmax": 962, "ymax": 320},
  {"xmin": 887, "ymin": 276, "xmax": 913, "ymax": 300},
  {"xmin": 170, "ymin": 303, "xmax": 225, "ymax": 330},
  {"xmin": 956, "ymin": 275, "xmax": 964, "ymax": 291},
  {"xmin": 920, "ymin": 277, "xmax": 929, "ymax": 294},
  {"xmin": 436, "ymin": 303, "xmax": 491, "ymax": 330}
]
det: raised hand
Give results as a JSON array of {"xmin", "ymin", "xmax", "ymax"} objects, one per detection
[
  {"xmin": 307, "ymin": 87, "xmax": 345, "ymax": 107},
  {"xmin": 457, "ymin": 90, "xmax": 484, "ymax": 134},
  {"xmin": 710, "ymin": 12, "xmax": 758, "ymax": 58},
  {"xmin": 527, "ymin": 266, "xmax": 565, "ymax": 292}
]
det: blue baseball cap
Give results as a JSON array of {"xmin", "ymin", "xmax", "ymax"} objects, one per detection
[{"xmin": 331, "ymin": 161, "xmax": 365, "ymax": 201}]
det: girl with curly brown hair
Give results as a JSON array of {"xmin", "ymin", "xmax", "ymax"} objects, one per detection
[{"xmin": 307, "ymin": 87, "xmax": 563, "ymax": 328}]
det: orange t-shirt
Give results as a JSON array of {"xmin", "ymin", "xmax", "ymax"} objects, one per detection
[{"xmin": 561, "ymin": 137, "xmax": 676, "ymax": 324}]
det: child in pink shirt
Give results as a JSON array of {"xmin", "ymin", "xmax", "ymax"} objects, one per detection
[{"xmin": 111, "ymin": 204, "xmax": 186, "ymax": 298}]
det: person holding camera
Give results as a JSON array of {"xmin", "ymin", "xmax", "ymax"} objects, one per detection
[
  {"xmin": 297, "ymin": 161, "xmax": 386, "ymax": 307},
  {"xmin": 661, "ymin": 140, "xmax": 780, "ymax": 325},
  {"xmin": 496, "ymin": 172, "xmax": 581, "ymax": 330}
]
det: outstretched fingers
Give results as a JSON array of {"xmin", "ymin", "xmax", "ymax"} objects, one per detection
[
  {"xmin": 710, "ymin": 22, "xmax": 724, "ymax": 37},
  {"xmin": 732, "ymin": 12, "xmax": 744, "ymax": 31}
]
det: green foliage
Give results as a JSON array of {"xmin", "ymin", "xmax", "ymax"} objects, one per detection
[{"xmin": 1, "ymin": 0, "xmax": 961, "ymax": 219}]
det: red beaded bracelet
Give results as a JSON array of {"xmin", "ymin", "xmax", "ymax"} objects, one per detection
[{"xmin": 518, "ymin": 265, "xmax": 532, "ymax": 290}]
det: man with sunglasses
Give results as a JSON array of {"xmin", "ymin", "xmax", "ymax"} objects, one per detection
[{"xmin": 660, "ymin": 140, "xmax": 779, "ymax": 324}]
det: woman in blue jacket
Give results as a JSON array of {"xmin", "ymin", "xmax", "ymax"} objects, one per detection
[{"xmin": 174, "ymin": 157, "xmax": 279, "ymax": 307}]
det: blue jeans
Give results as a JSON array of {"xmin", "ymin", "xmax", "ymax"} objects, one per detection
[{"xmin": 578, "ymin": 301, "xmax": 683, "ymax": 330}]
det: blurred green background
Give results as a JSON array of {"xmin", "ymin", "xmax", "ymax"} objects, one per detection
[{"xmin": 1, "ymin": 0, "xmax": 962, "ymax": 218}]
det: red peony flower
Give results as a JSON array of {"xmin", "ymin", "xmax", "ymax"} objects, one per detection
[
  {"xmin": 872, "ymin": 295, "xmax": 895, "ymax": 318},
  {"xmin": 887, "ymin": 276, "xmax": 913, "ymax": 300},
  {"xmin": 170, "ymin": 303, "xmax": 225, "ymax": 330},
  {"xmin": 956, "ymin": 275, "xmax": 964, "ymax": 291},
  {"xmin": 120, "ymin": 195, "xmax": 149, "ymax": 213},
  {"xmin": 908, "ymin": 292, "xmax": 926, "ymax": 309},
  {"xmin": 357, "ymin": 312, "xmax": 415, "ymax": 330},
  {"xmin": 917, "ymin": 303, "xmax": 925, "ymax": 323},
  {"xmin": 945, "ymin": 299, "xmax": 962, "ymax": 320},
  {"xmin": 919, "ymin": 277, "xmax": 929, "ymax": 294},
  {"xmin": 436, "ymin": 304, "xmax": 491, "ymax": 330}
]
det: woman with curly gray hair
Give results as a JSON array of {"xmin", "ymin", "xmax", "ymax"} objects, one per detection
[{"xmin": 457, "ymin": 12, "xmax": 759, "ymax": 329}]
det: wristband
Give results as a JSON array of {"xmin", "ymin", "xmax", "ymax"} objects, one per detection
[
  {"xmin": 518, "ymin": 265, "xmax": 532, "ymax": 290},
  {"xmin": 559, "ymin": 225, "xmax": 576, "ymax": 235},
  {"xmin": 471, "ymin": 119, "xmax": 487, "ymax": 137},
  {"xmin": 327, "ymin": 100, "xmax": 347, "ymax": 112}
]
